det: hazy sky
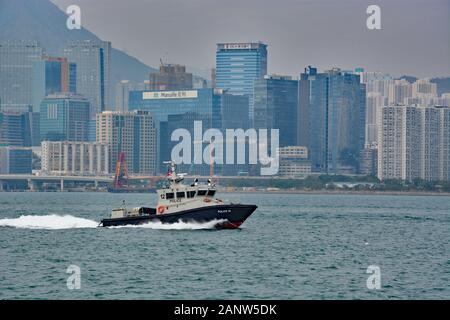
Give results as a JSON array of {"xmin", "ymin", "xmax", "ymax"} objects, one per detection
[{"xmin": 51, "ymin": 0, "xmax": 450, "ymax": 78}]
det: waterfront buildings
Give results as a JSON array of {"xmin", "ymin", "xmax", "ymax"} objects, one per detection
[
  {"xmin": 277, "ymin": 146, "xmax": 312, "ymax": 176},
  {"xmin": 359, "ymin": 144, "xmax": 378, "ymax": 177},
  {"xmin": 0, "ymin": 40, "xmax": 44, "ymax": 112},
  {"xmin": 216, "ymin": 42, "xmax": 267, "ymax": 119},
  {"xmin": 41, "ymin": 141, "xmax": 109, "ymax": 176},
  {"xmin": 0, "ymin": 111, "xmax": 32, "ymax": 147},
  {"xmin": 0, "ymin": 146, "xmax": 33, "ymax": 174},
  {"xmin": 39, "ymin": 93, "xmax": 90, "ymax": 142},
  {"xmin": 253, "ymin": 75, "xmax": 299, "ymax": 147},
  {"xmin": 96, "ymin": 111, "xmax": 157, "ymax": 175},
  {"xmin": 299, "ymin": 66, "xmax": 366, "ymax": 174},
  {"xmin": 63, "ymin": 40, "xmax": 111, "ymax": 117},
  {"xmin": 378, "ymin": 105, "xmax": 450, "ymax": 182}
]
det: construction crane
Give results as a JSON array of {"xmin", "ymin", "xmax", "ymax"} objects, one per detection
[
  {"xmin": 112, "ymin": 116, "xmax": 129, "ymax": 189},
  {"xmin": 113, "ymin": 151, "xmax": 129, "ymax": 189}
]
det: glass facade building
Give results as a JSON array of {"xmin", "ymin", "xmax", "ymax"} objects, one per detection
[
  {"xmin": 0, "ymin": 147, "xmax": 33, "ymax": 174},
  {"xmin": 32, "ymin": 56, "xmax": 77, "ymax": 112},
  {"xmin": 299, "ymin": 67, "xmax": 366, "ymax": 173},
  {"xmin": 129, "ymin": 88, "xmax": 249, "ymax": 173},
  {"xmin": 63, "ymin": 40, "xmax": 111, "ymax": 118},
  {"xmin": 40, "ymin": 94, "xmax": 90, "ymax": 142},
  {"xmin": 0, "ymin": 111, "xmax": 32, "ymax": 147},
  {"xmin": 253, "ymin": 75, "xmax": 299, "ymax": 148},
  {"xmin": 0, "ymin": 40, "xmax": 43, "ymax": 112},
  {"xmin": 216, "ymin": 42, "xmax": 267, "ymax": 120}
]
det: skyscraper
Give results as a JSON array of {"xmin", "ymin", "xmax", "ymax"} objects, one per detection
[
  {"xmin": 0, "ymin": 111, "xmax": 32, "ymax": 147},
  {"xmin": 96, "ymin": 111, "xmax": 157, "ymax": 175},
  {"xmin": 216, "ymin": 42, "xmax": 267, "ymax": 119},
  {"xmin": 253, "ymin": 75, "xmax": 298, "ymax": 147},
  {"xmin": 299, "ymin": 67, "xmax": 366, "ymax": 173},
  {"xmin": 32, "ymin": 56, "xmax": 77, "ymax": 112},
  {"xmin": 63, "ymin": 40, "xmax": 111, "ymax": 117},
  {"xmin": 0, "ymin": 40, "xmax": 44, "ymax": 112},
  {"xmin": 40, "ymin": 93, "xmax": 90, "ymax": 142}
]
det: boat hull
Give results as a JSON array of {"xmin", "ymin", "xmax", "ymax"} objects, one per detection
[{"xmin": 100, "ymin": 204, "xmax": 257, "ymax": 229}]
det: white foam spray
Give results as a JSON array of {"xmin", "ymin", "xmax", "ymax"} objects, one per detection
[
  {"xmin": 0, "ymin": 215, "xmax": 98, "ymax": 230},
  {"xmin": 107, "ymin": 219, "xmax": 227, "ymax": 230},
  {"xmin": 0, "ymin": 215, "xmax": 226, "ymax": 231}
]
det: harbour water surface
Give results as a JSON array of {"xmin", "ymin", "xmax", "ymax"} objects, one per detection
[{"xmin": 0, "ymin": 192, "xmax": 449, "ymax": 299}]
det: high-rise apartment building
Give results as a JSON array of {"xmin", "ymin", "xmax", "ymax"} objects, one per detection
[
  {"xmin": 0, "ymin": 40, "xmax": 44, "ymax": 112},
  {"xmin": 63, "ymin": 40, "xmax": 111, "ymax": 117},
  {"xmin": 41, "ymin": 141, "xmax": 109, "ymax": 176},
  {"xmin": 216, "ymin": 42, "xmax": 267, "ymax": 119},
  {"xmin": 96, "ymin": 111, "xmax": 157, "ymax": 175},
  {"xmin": 378, "ymin": 105, "xmax": 450, "ymax": 181}
]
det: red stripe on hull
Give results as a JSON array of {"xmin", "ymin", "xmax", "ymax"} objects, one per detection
[{"xmin": 216, "ymin": 221, "xmax": 243, "ymax": 229}]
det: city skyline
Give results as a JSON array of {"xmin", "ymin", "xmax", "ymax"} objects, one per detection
[{"xmin": 50, "ymin": 0, "xmax": 450, "ymax": 79}]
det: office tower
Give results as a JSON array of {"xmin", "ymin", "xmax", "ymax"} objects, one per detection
[
  {"xmin": 129, "ymin": 88, "xmax": 249, "ymax": 173},
  {"xmin": 40, "ymin": 93, "xmax": 90, "ymax": 142},
  {"xmin": 0, "ymin": 111, "xmax": 32, "ymax": 147},
  {"xmin": 253, "ymin": 75, "xmax": 298, "ymax": 147},
  {"xmin": 216, "ymin": 42, "xmax": 268, "ymax": 119},
  {"xmin": 96, "ymin": 111, "xmax": 157, "ymax": 175},
  {"xmin": 32, "ymin": 56, "xmax": 77, "ymax": 112},
  {"xmin": 63, "ymin": 40, "xmax": 111, "ymax": 117},
  {"xmin": 0, "ymin": 147, "xmax": 33, "ymax": 174},
  {"xmin": 277, "ymin": 146, "xmax": 312, "ymax": 176},
  {"xmin": 41, "ymin": 141, "xmax": 109, "ymax": 176},
  {"xmin": 378, "ymin": 105, "xmax": 450, "ymax": 181},
  {"xmin": 299, "ymin": 66, "xmax": 366, "ymax": 173},
  {"xmin": 149, "ymin": 64, "xmax": 193, "ymax": 91},
  {"xmin": 0, "ymin": 40, "xmax": 44, "ymax": 112}
]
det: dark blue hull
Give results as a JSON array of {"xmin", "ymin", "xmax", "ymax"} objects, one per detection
[{"xmin": 100, "ymin": 204, "xmax": 257, "ymax": 229}]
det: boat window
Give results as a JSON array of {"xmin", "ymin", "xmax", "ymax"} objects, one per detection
[
  {"xmin": 176, "ymin": 192, "xmax": 185, "ymax": 198},
  {"xmin": 166, "ymin": 192, "xmax": 174, "ymax": 199},
  {"xmin": 197, "ymin": 190, "xmax": 207, "ymax": 196},
  {"xmin": 187, "ymin": 191, "xmax": 196, "ymax": 198},
  {"xmin": 207, "ymin": 190, "xmax": 216, "ymax": 197}
]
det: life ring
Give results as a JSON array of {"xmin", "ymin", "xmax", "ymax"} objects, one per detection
[
  {"xmin": 157, "ymin": 206, "xmax": 165, "ymax": 214},
  {"xmin": 203, "ymin": 198, "xmax": 211, "ymax": 203}
]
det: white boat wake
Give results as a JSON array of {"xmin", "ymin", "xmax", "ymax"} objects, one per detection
[
  {"xmin": 0, "ymin": 214, "xmax": 98, "ymax": 230},
  {"xmin": 0, "ymin": 215, "xmax": 225, "ymax": 230},
  {"xmin": 108, "ymin": 219, "xmax": 227, "ymax": 230}
]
